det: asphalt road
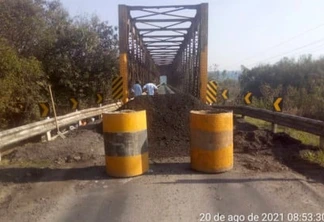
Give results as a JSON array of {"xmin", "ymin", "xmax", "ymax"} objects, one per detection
[{"xmin": 38, "ymin": 161, "xmax": 324, "ymax": 222}]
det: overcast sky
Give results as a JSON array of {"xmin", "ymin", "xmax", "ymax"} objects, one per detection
[{"xmin": 59, "ymin": 0, "xmax": 324, "ymax": 71}]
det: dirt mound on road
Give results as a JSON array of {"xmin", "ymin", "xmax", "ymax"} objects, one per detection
[
  {"xmin": 233, "ymin": 117, "xmax": 310, "ymax": 172},
  {"xmin": 120, "ymin": 94, "xmax": 212, "ymax": 158},
  {"xmin": 3, "ymin": 124, "xmax": 105, "ymax": 166}
]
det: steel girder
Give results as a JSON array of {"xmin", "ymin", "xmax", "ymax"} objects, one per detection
[{"xmin": 118, "ymin": 3, "xmax": 208, "ymax": 102}]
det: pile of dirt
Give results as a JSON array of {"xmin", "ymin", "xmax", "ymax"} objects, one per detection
[
  {"xmin": 4, "ymin": 124, "xmax": 105, "ymax": 166},
  {"xmin": 233, "ymin": 117, "xmax": 310, "ymax": 172},
  {"xmin": 120, "ymin": 94, "xmax": 212, "ymax": 158}
]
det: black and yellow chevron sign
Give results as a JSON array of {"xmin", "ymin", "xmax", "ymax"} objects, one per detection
[
  {"xmin": 112, "ymin": 76, "xmax": 123, "ymax": 100},
  {"xmin": 70, "ymin": 98, "xmax": 79, "ymax": 110},
  {"xmin": 273, "ymin": 97, "xmax": 283, "ymax": 112},
  {"xmin": 38, "ymin": 102, "xmax": 50, "ymax": 117},
  {"xmin": 206, "ymin": 80, "xmax": 217, "ymax": 104},
  {"xmin": 244, "ymin": 92, "xmax": 252, "ymax": 105},
  {"xmin": 96, "ymin": 93, "xmax": 103, "ymax": 104},
  {"xmin": 221, "ymin": 89, "xmax": 229, "ymax": 100}
]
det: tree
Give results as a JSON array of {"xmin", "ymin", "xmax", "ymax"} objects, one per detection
[
  {"xmin": 239, "ymin": 55, "xmax": 324, "ymax": 120},
  {"xmin": 0, "ymin": 38, "xmax": 47, "ymax": 128},
  {"xmin": 42, "ymin": 15, "xmax": 118, "ymax": 106},
  {"xmin": 0, "ymin": 0, "xmax": 119, "ymax": 128}
]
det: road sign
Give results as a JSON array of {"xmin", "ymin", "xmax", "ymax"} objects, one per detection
[
  {"xmin": 206, "ymin": 80, "xmax": 217, "ymax": 104},
  {"xmin": 244, "ymin": 92, "xmax": 252, "ymax": 105},
  {"xmin": 70, "ymin": 98, "xmax": 79, "ymax": 110},
  {"xmin": 38, "ymin": 102, "xmax": 50, "ymax": 117},
  {"xmin": 273, "ymin": 97, "xmax": 283, "ymax": 112},
  {"xmin": 96, "ymin": 93, "xmax": 103, "ymax": 104},
  {"xmin": 221, "ymin": 89, "xmax": 229, "ymax": 100},
  {"xmin": 112, "ymin": 76, "xmax": 123, "ymax": 100}
]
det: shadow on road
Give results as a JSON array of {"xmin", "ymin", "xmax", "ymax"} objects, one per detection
[
  {"xmin": 0, "ymin": 163, "xmax": 304, "ymax": 185},
  {"xmin": 0, "ymin": 162, "xmax": 193, "ymax": 183},
  {"xmin": 0, "ymin": 165, "xmax": 110, "ymax": 183},
  {"xmin": 0, "ymin": 162, "xmax": 303, "ymax": 184},
  {"xmin": 270, "ymin": 133, "xmax": 324, "ymax": 185},
  {"xmin": 156, "ymin": 177, "xmax": 301, "ymax": 184}
]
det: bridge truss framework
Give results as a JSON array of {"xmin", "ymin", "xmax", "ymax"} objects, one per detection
[{"xmin": 118, "ymin": 3, "xmax": 208, "ymax": 103}]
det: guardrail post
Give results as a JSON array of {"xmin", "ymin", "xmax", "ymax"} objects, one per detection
[
  {"xmin": 99, "ymin": 104, "xmax": 103, "ymax": 120},
  {"xmin": 76, "ymin": 109, "xmax": 82, "ymax": 126},
  {"xmin": 271, "ymin": 123, "xmax": 278, "ymax": 133},
  {"xmin": 41, "ymin": 117, "xmax": 52, "ymax": 142},
  {"xmin": 320, "ymin": 136, "xmax": 324, "ymax": 150},
  {"xmin": 46, "ymin": 117, "xmax": 52, "ymax": 141}
]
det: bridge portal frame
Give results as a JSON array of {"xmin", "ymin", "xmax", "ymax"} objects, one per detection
[{"xmin": 118, "ymin": 4, "xmax": 208, "ymax": 103}]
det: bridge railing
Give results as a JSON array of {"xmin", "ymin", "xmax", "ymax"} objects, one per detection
[{"xmin": 214, "ymin": 105, "xmax": 324, "ymax": 149}]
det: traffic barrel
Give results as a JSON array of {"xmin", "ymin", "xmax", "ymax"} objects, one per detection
[
  {"xmin": 190, "ymin": 110, "xmax": 233, "ymax": 173},
  {"xmin": 103, "ymin": 110, "xmax": 149, "ymax": 177}
]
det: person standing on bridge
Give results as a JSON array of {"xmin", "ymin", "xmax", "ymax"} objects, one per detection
[
  {"xmin": 143, "ymin": 82, "xmax": 158, "ymax": 96},
  {"xmin": 131, "ymin": 80, "xmax": 143, "ymax": 97}
]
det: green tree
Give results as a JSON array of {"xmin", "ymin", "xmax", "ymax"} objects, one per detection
[
  {"xmin": 0, "ymin": 0, "xmax": 119, "ymax": 127},
  {"xmin": 0, "ymin": 38, "xmax": 47, "ymax": 128},
  {"xmin": 42, "ymin": 15, "xmax": 118, "ymax": 106}
]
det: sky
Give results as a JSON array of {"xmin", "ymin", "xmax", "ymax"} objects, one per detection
[{"xmin": 59, "ymin": 0, "xmax": 324, "ymax": 71}]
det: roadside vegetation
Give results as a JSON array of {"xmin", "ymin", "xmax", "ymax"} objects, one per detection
[
  {"xmin": 210, "ymin": 56, "xmax": 324, "ymax": 166},
  {"xmin": 239, "ymin": 57, "xmax": 324, "ymax": 165},
  {"xmin": 239, "ymin": 56, "xmax": 324, "ymax": 121},
  {"xmin": 0, "ymin": 0, "xmax": 118, "ymax": 130}
]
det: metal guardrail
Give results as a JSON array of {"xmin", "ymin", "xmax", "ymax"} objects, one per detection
[
  {"xmin": 2, "ymin": 101, "xmax": 323, "ymax": 151},
  {"xmin": 214, "ymin": 105, "xmax": 324, "ymax": 149},
  {"xmin": 0, "ymin": 102, "xmax": 121, "ymax": 150}
]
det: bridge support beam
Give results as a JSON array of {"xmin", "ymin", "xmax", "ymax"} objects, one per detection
[
  {"xmin": 119, "ymin": 5, "xmax": 129, "ymax": 103},
  {"xmin": 199, "ymin": 3, "xmax": 208, "ymax": 103}
]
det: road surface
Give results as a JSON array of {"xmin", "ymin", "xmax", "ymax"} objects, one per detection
[{"xmin": 2, "ymin": 158, "xmax": 323, "ymax": 222}]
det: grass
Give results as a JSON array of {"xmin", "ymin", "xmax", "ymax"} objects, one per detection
[
  {"xmin": 300, "ymin": 150, "xmax": 324, "ymax": 167},
  {"xmin": 243, "ymin": 116, "xmax": 324, "ymax": 166}
]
